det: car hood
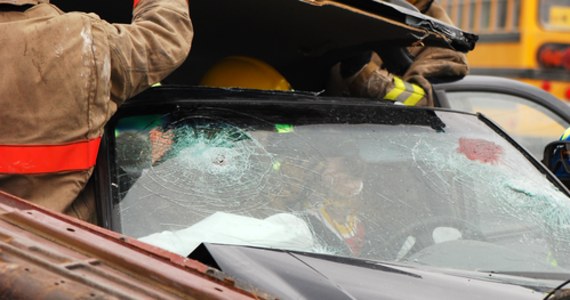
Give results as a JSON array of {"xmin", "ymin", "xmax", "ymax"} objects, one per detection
[{"xmin": 189, "ymin": 243, "xmax": 549, "ymax": 300}]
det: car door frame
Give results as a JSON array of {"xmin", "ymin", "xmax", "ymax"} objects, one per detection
[{"xmin": 433, "ymin": 75, "xmax": 570, "ymax": 123}]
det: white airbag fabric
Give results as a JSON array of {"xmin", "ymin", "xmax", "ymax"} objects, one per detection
[{"xmin": 139, "ymin": 212, "xmax": 314, "ymax": 256}]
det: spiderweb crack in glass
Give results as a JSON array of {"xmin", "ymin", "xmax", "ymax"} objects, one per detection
[
  {"xmin": 141, "ymin": 122, "xmax": 274, "ymax": 213},
  {"xmin": 417, "ymin": 134, "xmax": 570, "ymax": 245}
]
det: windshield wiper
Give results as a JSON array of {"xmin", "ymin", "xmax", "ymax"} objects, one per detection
[
  {"xmin": 544, "ymin": 279, "xmax": 570, "ymax": 300},
  {"xmin": 477, "ymin": 270, "xmax": 570, "ymax": 282}
]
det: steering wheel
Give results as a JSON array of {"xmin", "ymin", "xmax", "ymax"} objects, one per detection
[{"xmin": 381, "ymin": 216, "xmax": 486, "ymax": 261}]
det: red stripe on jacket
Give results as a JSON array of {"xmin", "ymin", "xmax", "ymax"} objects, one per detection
[{"xmin": 0, "ymin": 138, "xmax": 102, "ymax": 174}]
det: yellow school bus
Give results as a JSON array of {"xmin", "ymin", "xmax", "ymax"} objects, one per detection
[{"xmin": 439, "ymin": 0, "xmax": 570, "ymax": 101}]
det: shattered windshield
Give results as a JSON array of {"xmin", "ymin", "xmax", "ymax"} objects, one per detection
[{"xmin": 111, "ymin": 100, "xmax": 570, "ymax": 279}]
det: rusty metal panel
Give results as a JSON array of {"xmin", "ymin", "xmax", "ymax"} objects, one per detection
[{"xmin": 0, "ymin": 191, "xmax": 270, "ymax": 300}]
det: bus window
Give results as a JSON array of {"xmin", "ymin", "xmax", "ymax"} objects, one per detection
[
  {"xmin": 469, "ymin": 1, "xmax": 478, "ymax": 31},
  {"xmin": 497, "ymin": 0, "xmax": 509, "ymax": 30},
  {"xmin": 481, "ymin": 0, "xmax": 492, "ymax": 31},
  {"xmin": 512, "ymin": 0, "xmax": 521, "ymax": 29},
  {"xmin": 457, "ymin": 1, "xmax": 464, "ymax": 29},
  {"xmin": 540, "ymin": 0, "xmax": 570, "ymax": 29}
]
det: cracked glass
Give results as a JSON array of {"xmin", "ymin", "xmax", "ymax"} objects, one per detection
[{"xmin": 111, "ymin": 103, "xmax": 570, "ymax": 277}]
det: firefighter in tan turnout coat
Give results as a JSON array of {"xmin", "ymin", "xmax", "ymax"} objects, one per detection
[{"xmin": 0, "ymin": 0, "xmax": 193, "ymax": 222}]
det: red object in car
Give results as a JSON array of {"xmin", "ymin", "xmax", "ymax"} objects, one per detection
[{"xmin": 457, "ymin": 137, "xmax": 504, "ymax": 164}]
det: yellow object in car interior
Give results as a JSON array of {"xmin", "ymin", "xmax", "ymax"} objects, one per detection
[
  {"xmin": 383, "ymin": 76, "xmax": 426, "ymax": 106},
  {"xmin": 200, "ymin": 56, "xmax": 292, "ymax": 91}
]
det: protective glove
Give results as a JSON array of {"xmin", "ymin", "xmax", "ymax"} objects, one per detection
[
  {"xmin": 403, "ymin": 46, "xmax": 469, "ymax": 88},
  {"xmin": 335, "ymin": 51, "xmax": 429, "ymax": 107},
  {"xmin": 330, "ymin": 1, "xmax": 465, "ymax": 106}
]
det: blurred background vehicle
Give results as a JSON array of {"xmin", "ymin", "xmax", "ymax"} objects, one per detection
[{"xmin": 440, "ymin": 0, "xmax": 570, "ymax": 101}]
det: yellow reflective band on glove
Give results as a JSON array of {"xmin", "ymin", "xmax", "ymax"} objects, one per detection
[{"xmin": 383, "ymin": 77, "xmax": 426, "ymax": 106}]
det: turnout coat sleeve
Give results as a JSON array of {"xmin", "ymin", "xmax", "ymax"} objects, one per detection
[
  {"xmin": 0, "ymin": 0, "xmax": 192, "ymax": 221},
  {"xmin": 104, "ymin": 0, "xmax": 194, "ymax": 104}
]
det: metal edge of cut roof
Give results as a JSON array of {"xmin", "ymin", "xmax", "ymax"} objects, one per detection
[
  {"xmin": 303, "ymin": 0, "xmax": 478, "ymax": 52},
  {"xmin": 0, "ymin": 191, "xmax": 273, "ymax": 300}
]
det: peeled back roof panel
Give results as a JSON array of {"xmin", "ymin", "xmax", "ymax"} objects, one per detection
[
  {"xmin": 188, "ymin": 0, "xmax": 477, "ymax": 65},
  {"xmin": 50, "ymin": 0, "xmax": 478, "ymax": 88}
]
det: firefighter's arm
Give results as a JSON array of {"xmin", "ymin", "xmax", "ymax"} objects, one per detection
[
  {"xmin": 336, "ymin": 52, "xmax": 429, "ymax": 107},
  {"xmin": 103, "ymin": 0, "xmax": 193, "ymax": 103}
]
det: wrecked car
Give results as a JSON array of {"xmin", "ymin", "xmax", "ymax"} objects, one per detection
[
  {"xmin": 87, "ymin": 85, "xmax": 570, "ymax": 299},
  {"xmin": 5, "ymin": 0, "xmax": 570, "ymax": 299}
]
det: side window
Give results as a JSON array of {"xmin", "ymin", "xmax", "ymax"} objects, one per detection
[
  {"xmin": 496, "ymin": 0, "xmax": 508, "ymax": 30},
  {"xmin": 512, "ymin": 0, "xmax": 521, "ymax": 30},
  {"xmin": 456, "ymin": 1, "xmax": 464, "ymax": 28},
  {"xmin": 445, "ymin": 91, "xmax": 569, "ymax": 158},
  {"xmin": 480, "ymin": 0, "xmax": 492, "ymax": 31},
  {"xmin": 469, "ymin": 1, "xmax": 477, "ymax": 31}
]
